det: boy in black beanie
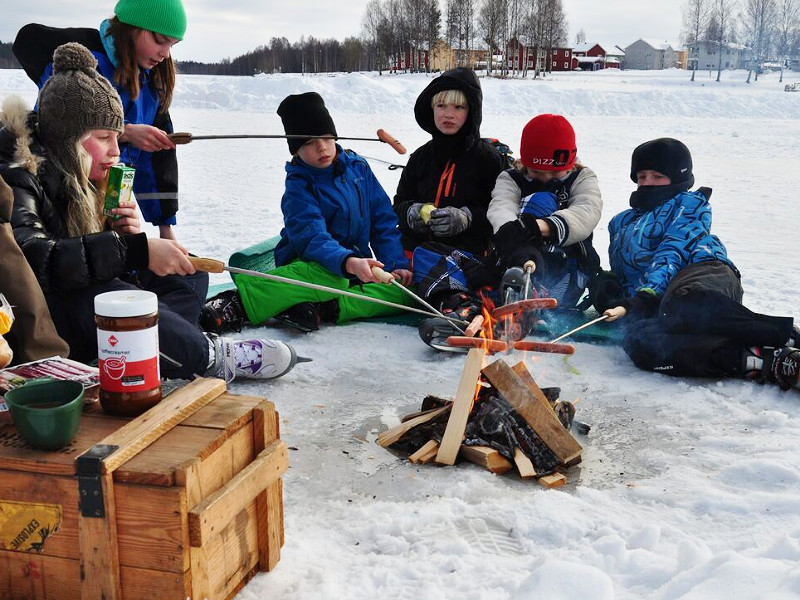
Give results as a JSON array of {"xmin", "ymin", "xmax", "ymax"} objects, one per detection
[
  {"xmin": 203, "ymin": 92, "xmax": 413, "ymax": 333},
  {"xmin": 598, "ymin": 138, "xmax": 800, "ymax": 391}
]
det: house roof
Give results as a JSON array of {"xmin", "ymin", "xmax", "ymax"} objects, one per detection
[{"xmin": 573, "ymin": 42, "xmax": 605, "ymax": 53}]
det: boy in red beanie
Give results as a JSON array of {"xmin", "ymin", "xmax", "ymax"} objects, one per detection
[{"xmin": 488, "ymin": 114, "xmax": 602, "ymax": 308}]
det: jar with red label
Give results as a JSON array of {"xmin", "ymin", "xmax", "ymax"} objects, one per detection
[{"xmin": 94, "ymin": 290, "xmax": 161, "ymax": 417}]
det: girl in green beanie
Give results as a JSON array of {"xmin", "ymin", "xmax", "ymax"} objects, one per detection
[{"xmin": 13, "ymin": 0, "xmax": 188, "ymax": 241}]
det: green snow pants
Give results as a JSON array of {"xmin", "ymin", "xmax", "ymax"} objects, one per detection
[{"xmin": 233, "ymin": 260, "xmax": 415, "ymax": 325}]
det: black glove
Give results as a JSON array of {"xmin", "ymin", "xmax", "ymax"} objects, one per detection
[
  {"xmin": 618, "ymin": 289, "xmax": 660, "ymax": 319},
  {"xmin": 493, "ymin": 214, "xmax": 542, "ymax": 259},
  {"xmin": 406, "ymin": 203, "xmax": 428, "ymax": 233},
  {"xmin": 429, "ymin": 206, "xmax": 472, "ymax": 237},
  {"xmin": 503, "ymin": 245, "xmax": 543, "ymax": 270},
  {"xmin": 587, "ymin": 271, "xmax": 623, "ymax": 313}
]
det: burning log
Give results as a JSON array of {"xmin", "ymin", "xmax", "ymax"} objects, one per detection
[{"xmin": 481, "ymin": 359, "xmax": 582, "ymax": 465}]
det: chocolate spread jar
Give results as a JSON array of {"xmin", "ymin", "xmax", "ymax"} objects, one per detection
[{"xmin": 94, "ymin": 290, "xmax": 161, "ymax": 417}]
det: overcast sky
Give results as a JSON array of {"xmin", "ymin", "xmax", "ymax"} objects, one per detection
[{"xmin": 2, "ymin": 1, "xmax": 683, "ymax": 64}]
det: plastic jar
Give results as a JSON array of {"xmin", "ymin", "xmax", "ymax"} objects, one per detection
[{"xmin": 94, "ymin": 290, "xmax": 161, "ymax": 417}]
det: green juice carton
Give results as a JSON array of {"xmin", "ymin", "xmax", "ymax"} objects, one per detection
[{"xmin": 103, "ymin": 165, "xmax": 135, "ymax": 219}]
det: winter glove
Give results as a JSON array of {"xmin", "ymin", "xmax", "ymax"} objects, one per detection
[
  {"xmin": 520, "ymin": 191, "xmax": 558, "ymax": 219},
  {"xmin": 617, "ymin": 288, "xmax": 660, "ymax": 320},
  {"xmin": 406, "ymin": 203, "xmax": 428, "ymax": 233},
  {"xmin": 587, "ymin": 270, "xmax": 623, "ymax": 313},
  {"xmin": 429, "ymin": 206, "xmax": 472, "ymax": 237},
  {"xmin": 493, "ymin": 214, "xmax": 543, "ymax": 259},
  {"xmin": 503, "ymin": 245, "xmax": 544, "ymax": 271}
]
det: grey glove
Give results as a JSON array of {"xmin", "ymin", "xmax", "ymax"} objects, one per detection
[
  {"xmin": 429, "ymin": 206, "xmax": 472, "ymax": 237},
  {"xmin": 406, "ymin": 203, "xmax": 428, "ymax": 233}
]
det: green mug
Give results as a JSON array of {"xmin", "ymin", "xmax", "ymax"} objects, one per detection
[{"xmin": 4, "ymin": 378, "xmax": 85, "ymax": 450}]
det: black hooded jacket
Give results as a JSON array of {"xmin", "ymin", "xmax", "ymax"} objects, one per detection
[{"xmin": 393, "ymin": 68, "xmax": 505, "ymax": 257}]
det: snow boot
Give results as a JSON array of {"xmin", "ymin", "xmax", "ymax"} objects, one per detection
[
  {"xmin": 436, "ymin": 290, "xmax": 483, "ymax": 322},
  {"xmin": 200, "ymin": 289, "xmax": 247, "ymax": 334},
  {"xmin": 744, "ymin": 346, "xmax": 800, "ymax": 391},
  {"xmin": 418, "ymin": 317, "xmax": 466, "ymax": 352},
  {"xmin": 207, "ymin": 334, "xmax": 308, "ymax": 382},
  {"xmin": 274, "ymin": 300, "xmax": 338, "ymax": 333}
]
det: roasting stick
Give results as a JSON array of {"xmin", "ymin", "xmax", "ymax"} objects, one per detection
[
  {"xmin": 370, "ymin": 266, "xmax": 466, "ymax": 334},
  {"xmin": 189, "ymin": 257, "xmax": 468, "ymax": 325},
  {"xmin": 170, "ymin": 128, "xmax": 407, "ymax": 154},
  {"xmin": 548, "ymin": 314, "xmax": 610, "ymax": 344}
]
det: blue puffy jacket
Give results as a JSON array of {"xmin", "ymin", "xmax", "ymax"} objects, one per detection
[
  {"xmin": 608, "ymin": 189, "xmax": 736, "ymax": 297},
  {"xmin": 274, "ymin": 146, "xmax": 409, "ymax": 277}
]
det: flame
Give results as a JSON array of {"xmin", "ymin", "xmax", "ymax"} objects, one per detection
[{"xmin": 478, "ymin": 290, "xmax": 496, "ymax": 349}]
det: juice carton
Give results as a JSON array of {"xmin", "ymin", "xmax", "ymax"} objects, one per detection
[{"xmin": 103, "ymin": 164, "xmax": 135, "ymax": 219}]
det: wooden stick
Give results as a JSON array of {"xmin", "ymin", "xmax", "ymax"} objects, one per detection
[
  {"xmin": 459, "ymin": 445, "xmax": 513, "ymax": 474},
  {"xmin": 513, "ymin": 448, "xmax": 537, "ymax": 478},
  {"xmin": 538, "ymin": 472, "xmax": 567, "ymax": 489},
  {"xmin": 376, "ymin": 405, "xmax": 450, "ymax": 447},
  {"xmin": 409, "ymin": 440, "xmax": 440, "ymax": 464},
  {"xmin": 436, "ymin": 347, "xmax": 485, "ymax": 465},
  {"xmin": 511, "ymin": 362, "xmax": 558, "ymax": 416}
]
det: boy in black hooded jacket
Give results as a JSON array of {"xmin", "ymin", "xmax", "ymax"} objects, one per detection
[{"xmin": 394, "ymin": 68, "xmax": 506, "ymax": 259}]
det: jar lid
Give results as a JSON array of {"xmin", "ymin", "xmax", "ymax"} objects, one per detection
[{"xmin": 94, "ymin": 290, "xmax": 158, "ymax": 317}]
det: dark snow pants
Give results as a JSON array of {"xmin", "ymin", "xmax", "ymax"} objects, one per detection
[
  {"xmin": 46, "ymin": 270, "xmax": 211, "ymax": 380},
  {"xmin": 622, "ymin": 261, "xmax": 794, "ymax": 378}
]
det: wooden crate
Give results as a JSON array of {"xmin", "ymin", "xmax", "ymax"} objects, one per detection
[{"xmin": 0, "ymin": 378, "xmax": 287, "ymax": 600}]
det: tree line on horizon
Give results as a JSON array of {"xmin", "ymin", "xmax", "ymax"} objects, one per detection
[{"xmin": 177, "ymin": 0, "xmax": 568, "ymax": 77}]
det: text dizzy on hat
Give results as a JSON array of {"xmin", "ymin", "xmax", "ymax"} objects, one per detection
[
  {"xmin": 114, "ymin": 0, "xmax": 187, "ymax": 40},
  {"xmin": 519, "ymin": 114, "xmax": 577, "ymax": 171},
  {"xmin": 276, "ymin": 92, "xmax": 338, "ymax": 155},
  {"xmin": 37, "ymin": 43, "xmax": 125, "ymax": 145}
]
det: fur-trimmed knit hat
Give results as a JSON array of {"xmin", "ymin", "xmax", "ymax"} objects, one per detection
[
  {"xmin": 37, "ymin": 43, "xmax": 125, "ymax": 146},
  {"xmin": 277, "ymin": 92, "xmax": 338, "ymax": 154},
  {"xmin": 630, "ymin": 138, "xmax": 693, "ymax": 186},
  {"xmin": 114, "ymin": 0, "xmax": 187, "ymax": 40},
  {"xmin": 519, "ymin": 114, "xmax": 577, "ymax": 172}
]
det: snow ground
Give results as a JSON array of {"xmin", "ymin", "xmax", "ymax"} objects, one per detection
[{"xmin": 3, "ymin": 67, "xmax": 800, "ymax": 600}]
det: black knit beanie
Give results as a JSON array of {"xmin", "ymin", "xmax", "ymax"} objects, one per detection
[
  {"xmin": 276, "ymin": 92, "xmax": 337, "ymax": 154},
  {"xmin": 630, "ymin": 138, "xmax": 694, "ymax": 187}
]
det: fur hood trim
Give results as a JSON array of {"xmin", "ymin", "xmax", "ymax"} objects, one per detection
[{"xmin": 0, "ymin": 95, "xmax": 43, "ymax": 175}]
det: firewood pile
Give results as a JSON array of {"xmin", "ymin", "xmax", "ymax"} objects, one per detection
[{"xmin": 377, "ymin": 347, "xmax": 584, "ymax": 488}]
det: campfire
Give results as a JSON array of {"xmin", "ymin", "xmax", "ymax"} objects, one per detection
[{"xmin": 378, "ymin": 343, "xmax": 584, "ymax": 488}]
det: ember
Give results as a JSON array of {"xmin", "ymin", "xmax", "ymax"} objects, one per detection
[{"xmin": 378, "ymin": 352, "xmax": 583, "ymax": 488}]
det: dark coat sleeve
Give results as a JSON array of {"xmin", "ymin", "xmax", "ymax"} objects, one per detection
[{"xmin": 7, "ymin": 169, "xmax": 146, "ymax": 294}]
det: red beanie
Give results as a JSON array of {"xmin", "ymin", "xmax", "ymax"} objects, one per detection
[{"xmin": 519, "ymin": 114, "xmax": 577, "ymax": 171}]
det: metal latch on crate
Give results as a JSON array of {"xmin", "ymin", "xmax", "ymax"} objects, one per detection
[{"xmin": 76, "ymin": 444, "xmax": 119, "ymax": 518}]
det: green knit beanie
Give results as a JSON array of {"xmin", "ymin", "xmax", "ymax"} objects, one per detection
[{"xmin": 114, "ymin": 0, "xmax": 187, "ymax": 40}]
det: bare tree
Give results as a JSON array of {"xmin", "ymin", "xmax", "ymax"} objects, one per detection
[
  {"xmin": 362, "ymin": 0, "xmax": 386, "ymax": 73},
  {"xmin": 575, "ymin": 28, "xmax": 586, "ymax": 44},
  {"xmin": 683, "ymin": 0, "xmax": 711, "ymax": 80},
  {"xmin": 741, "ymin": 0, "xmax": 776, "ymax": 81},
  {"xmin": 709, "ymin": 0, "xmax": 736, "ymax": 81},
  {"xmin": 774, "ymin": 0, "xmax": 800, "ymax": 81},
  {"xmin": 478, "ymin": 0, "xmax": 506, "ymax": 74}
]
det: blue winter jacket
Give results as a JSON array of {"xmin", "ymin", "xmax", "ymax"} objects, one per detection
[
  {"xmin": 274, "ymin": 146, "xmax": 409, "ymax": 277},
  {"xmin": 608, "ymin": 189, "xmax": 735, "ymax": 297},
  {"xmin": 21, "ymin": 21, "xmax": 178, "ymax": 226}
]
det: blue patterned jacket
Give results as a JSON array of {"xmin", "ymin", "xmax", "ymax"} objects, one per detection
[{"xmin": 608, "ymin": 189, "xmax": 736, "ymax": 297}]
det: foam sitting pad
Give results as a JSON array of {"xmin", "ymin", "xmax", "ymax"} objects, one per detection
[{"xmin": 206, "ymin": 236, "xmax": 281, "ymax": 299}]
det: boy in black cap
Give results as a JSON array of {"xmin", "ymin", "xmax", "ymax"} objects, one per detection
[
  {"xmin": 202, "ymin": 92, "xmax": 412, "ymax": 333},
  {"xmin": 598, "ymin": 138, "xmax": 800, "ymax": 391}
]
